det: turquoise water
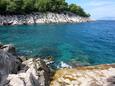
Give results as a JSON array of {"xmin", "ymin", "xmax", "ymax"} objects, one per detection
[{"xmin": 0, "ymin": 20, "xmax": 115, "ymax": 67}]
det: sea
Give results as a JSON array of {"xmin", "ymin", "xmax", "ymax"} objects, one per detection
[{"xmin": 0, "ymin": 20, "xmax": 115, "ymax": 68}]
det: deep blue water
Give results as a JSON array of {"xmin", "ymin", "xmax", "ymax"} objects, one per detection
[{"xmin": 0, "ymin": 20, "xmax": 115, "ymax": 67}]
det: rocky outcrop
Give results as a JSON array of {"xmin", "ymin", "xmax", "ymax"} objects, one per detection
[
  {"xmin": 1, "ymin": 43, "xmax": 115, "ymax": 86},
  {"xmin": 51, "ymin": 64, "xmax": 115, "ymax": 86},
  {"xmin": 7, "ymin": 58, "xmax": 50, "ymax": 86},
  {"xmin": 0, "ymin": 43, "xmax": 50, "ymax": 86},
  {"xmin": 0, "ymin": 48, "xmax": 21, "ymax": 86},
  {"xmin": 1, "ymin": 44, "xmax": 16, "ymax": 55},
  {"xmin": 0, "ymin": 12, "xmax": 92, "ymax": 25}
]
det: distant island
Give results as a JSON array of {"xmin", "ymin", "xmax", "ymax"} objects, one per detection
[{"xmin": 0, "ymin": 0, "xmax": 91, "ymax": 25}]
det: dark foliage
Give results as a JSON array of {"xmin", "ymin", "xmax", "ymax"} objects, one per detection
[{"xmin": 0, "ymin": 0, "xmax": 90, "ymax": 17}]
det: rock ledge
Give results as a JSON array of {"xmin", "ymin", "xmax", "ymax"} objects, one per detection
[{"xmin": 51, "ymin": 64, "xmax": 115, "ymax": 86}]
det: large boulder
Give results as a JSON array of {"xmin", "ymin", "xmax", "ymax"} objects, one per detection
[
  {"xmin": 1, "ymin": 44, "xmax": 16, "ymax": 55},
  {"xmin": 6, "ymin": 58, "xmax": 50, "ymax": 86},
  {"xmin": 0, "ymin": 49, "xmax": 21, "ymax": 86},
  {"xmin": 0, "ymin": 43, "xmax": 51, "ymax": 86},
  {"xmin": 0, "ymin": 49, "xmax": 20, "ymax": 75},
  {"xmin": 0, "ymin": 52, "xmax": 50, "ymax": 86}
]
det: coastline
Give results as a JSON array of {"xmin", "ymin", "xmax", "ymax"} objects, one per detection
[
  {"xmin": 0, "ymin": 12, "xmax": 92, "ymax": 26},
  {"xmin": 0, "ymin": 43, "xmax": 115, "ymax": 86}
]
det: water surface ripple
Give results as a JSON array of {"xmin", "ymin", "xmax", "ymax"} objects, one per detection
[{"xmin": 0, "ymin": 20, "xmax": 115, "ymax": 67}]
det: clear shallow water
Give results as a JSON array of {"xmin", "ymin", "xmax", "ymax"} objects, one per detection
[{"xmin": 0, "ymin": 20, "xmax": 115, "ymax": 67}]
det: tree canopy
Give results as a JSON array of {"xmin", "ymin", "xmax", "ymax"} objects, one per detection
[{"xmin": 0, "ymin": 0, "xmax": 90, "ymax": 17}]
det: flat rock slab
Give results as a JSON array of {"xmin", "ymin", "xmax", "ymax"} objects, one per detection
[{"xmin": 51, "ymin": 64, "xmax": 115, "ymax": 86}]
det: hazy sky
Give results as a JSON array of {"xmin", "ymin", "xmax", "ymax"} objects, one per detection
[{"xmin": 66, "ymin": 0, "xmax": 115, "ymax": 20}]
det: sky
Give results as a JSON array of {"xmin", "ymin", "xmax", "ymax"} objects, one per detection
[{"xmin": 66, "ymin": 0, "xmax": 115, "ymax": 20}]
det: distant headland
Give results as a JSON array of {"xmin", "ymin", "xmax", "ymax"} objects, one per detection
[{"xmin": 0, "ymin": 0, "xmax": 92, "ymax": 25}]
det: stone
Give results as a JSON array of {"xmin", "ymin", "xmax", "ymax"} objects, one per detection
[
  {"xmin": 0, "ymin": 49, "xmax": 20, "ymax": 75},
  {"xmin": 0, "ymin": 42, "xmax": 3, "ymax": 48},
  {"xmin": 19, "ymin": 56, "xmax": 28, "ymax": 62},
  {"xmin": 0, "ymin": 12, "xmax": 92, "ymax": 26},
  {"xmin": 1, "ymin": 44, "xmax": 16, "ymax": 55},
  {"xmin": 51, "ymin": 65, "xmax": 115, "ymax": 86},
  {"xmin": 0, "ymin": 44, "xmax": 50, "ymax": 86},
  {"xmin": 0, "ymin": 49, "xmax": 21, "ymax": 86},
  {"xmin": 8, "ymin": 75, "xmax": 25, "ymax": 86},
  {"xmin": 6, "ymin": 58, "xmax": 50, "ymax": 86},
  {"xmin": 107, "ymin": 76, "xmax": 115, "ymax": 86},
  {"xmin": 0, "ymin": 53, "xmax": 50, "ymax": 86}
]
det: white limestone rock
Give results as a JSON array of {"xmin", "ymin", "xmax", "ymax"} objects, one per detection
[
  {"xmin": 6, "ymin": 58, "xmax": 50, "ymax": 86},
  {"xmin": 0, "ymin": 12, "xmax": 92, "ymax": 26},
  {"xmin": 0, "ymin": 44, "xmax": 50, "ymax": 86}
]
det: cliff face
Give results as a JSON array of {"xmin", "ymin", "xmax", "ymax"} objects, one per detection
[
  {"xmin": 0, "ymin": 12, "xmax": 91, "ymax": 25},
  {"xmin": 51, "ymin": 65, "xmax": 115, "ymax": 86}
]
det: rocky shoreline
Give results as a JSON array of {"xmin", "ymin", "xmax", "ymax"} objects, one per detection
[
  {"xmin": 0, "ymin": 43, "xmax": 115, "ymax": 86},
  {"xmin": 51, "ymin": 65, "xmax": 115, "ymax": 86},
  {"xmin": 0, "ymin": 43, "xmax": 51, "ymax": 86},
  {"xmin": 0, "ymin": 12, "xmax": 92, "ymax": 26}
]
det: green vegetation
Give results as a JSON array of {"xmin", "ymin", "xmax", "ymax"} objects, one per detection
[{"xmin": 0, "ymin": 0, "xmax": 90, "ymax": 17}]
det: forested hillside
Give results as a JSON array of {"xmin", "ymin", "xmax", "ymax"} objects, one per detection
[{"xmin": 0, "ymin": 0, "xmax": 90, "ymax": 17}]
